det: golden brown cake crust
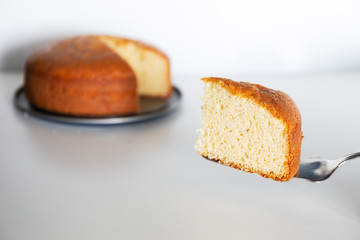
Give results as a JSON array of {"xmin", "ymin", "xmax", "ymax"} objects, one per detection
[
  {"xmin": 201, "ymin": 77, "xmax": 302, "ymax": 181},
  {"xmin": 25, "ymin": 36, "xmax": 139, "ymax": 116},
  {"xmin": 201, "ymin": 155, "xmax": 289, "ymax": 181}
]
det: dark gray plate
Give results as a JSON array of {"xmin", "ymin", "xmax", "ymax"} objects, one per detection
[{"xmin": 14, "ymin": 86, "xmax": 181, "ymax": 125}]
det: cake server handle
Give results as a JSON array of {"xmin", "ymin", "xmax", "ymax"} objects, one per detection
[{"xmin": 297, "ymin": 152, "xmax": 360, "ymax": 182}]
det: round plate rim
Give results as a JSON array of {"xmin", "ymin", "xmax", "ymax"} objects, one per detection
[{"xmin": 14, "ymin": 86, "xmax": 181, "ymax": 125}]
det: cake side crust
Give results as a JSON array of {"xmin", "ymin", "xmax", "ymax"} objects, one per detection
[{"xmin": 25, "ymin": 75, "xmax": 139, "ymax": 116}]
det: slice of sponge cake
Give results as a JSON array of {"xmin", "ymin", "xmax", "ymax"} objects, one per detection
[{"xmin": 196, "ymin": 77, "xmax": 302, "ymax": 181}]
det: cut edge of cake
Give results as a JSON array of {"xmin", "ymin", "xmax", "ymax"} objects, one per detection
[{"xmin": 99, "ymin": 35, "xmax": 172, "ymax": 99}]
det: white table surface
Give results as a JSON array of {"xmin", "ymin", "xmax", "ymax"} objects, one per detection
[{"xmin": 0, "ymin": 71, "xmax": 360, "ymax": 239}]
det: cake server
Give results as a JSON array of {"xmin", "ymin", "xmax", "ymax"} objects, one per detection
[
  {"xmin": 202, "ymin": 152, "xmax": 360, "ymax": 182},
  {"xmin": 297, "ymin": 152, "xmax": 360, "ymax": 182}
]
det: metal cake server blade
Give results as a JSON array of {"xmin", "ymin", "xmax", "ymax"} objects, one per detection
[{"xmin": 297, "ymin": 152, "xmax": 360, "ymax": 182}]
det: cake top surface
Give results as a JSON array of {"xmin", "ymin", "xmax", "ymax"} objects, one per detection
[
  {"xmin": 99, "ymin": 35, "xmax": 169, "ymax": 60},
  {"xmin": 26, "ymin": 36, "xmax": 138, "ymax": 83},
  {"xmin": 201, "ymin": 77, "xmax": 301, "ymax": 128}
]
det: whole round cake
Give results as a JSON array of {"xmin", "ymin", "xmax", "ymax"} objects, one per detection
[{"xmin": 24, "ymin": 35, "xmax": 172, "ymax": 116}]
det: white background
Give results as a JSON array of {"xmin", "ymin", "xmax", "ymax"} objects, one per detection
[
  {"xmin": 1, "ymin": 1, "xmax": 360, "ymax": 238},
  {"xmin": 1, "ymin": 0, "xmax": 360, "ymax": 75}
]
